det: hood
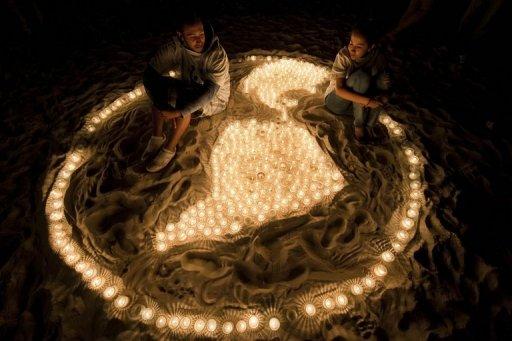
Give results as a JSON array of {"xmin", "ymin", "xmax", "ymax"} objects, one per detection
[{"xmin": 174, "ymin": 23, "xmax": 219, "ymax": 57}]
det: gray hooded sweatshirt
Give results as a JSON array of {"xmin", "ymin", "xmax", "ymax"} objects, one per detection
[{"xmin": 149, "ymin": 24, "xmax": 230, "ymax": 116}]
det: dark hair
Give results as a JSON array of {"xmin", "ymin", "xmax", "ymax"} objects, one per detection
[
  {"xmin": 176, "ymin": 11, "xmax": 203, "ymax": 32},
  {"xmin": 351, "ymin": 21, "xmax": 378, "ymax": 45}
]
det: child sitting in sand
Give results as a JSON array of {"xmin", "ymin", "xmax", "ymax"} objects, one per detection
[
  {"xmin": 142, "ymin": 12, "xmax": 230, "ymax": 172},
  {"xmin": 325, "ymin": 21, "xmax": 390, "ymax": 141}
]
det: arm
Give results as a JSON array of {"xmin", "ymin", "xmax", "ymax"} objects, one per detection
[
  {"xmin": 178, "ymin": 80, "xmax": 220, "ymax": 117},
  {"xmin": 160, "ymin": 80, "xmax": 219, "ymax": 119},
  {"xmin": 175, "ymin": 47, "xmax": 228, "ymax": 118},
  {"xmin": 330, "ymin": 49, "xmax": 382, "ymax": 109},
  {"xmin": 374, "ymin": 71, "xmax": 391, "ymax": 103},
  {"xmin": 334, "ymin": 77, "xmax": 382, "ymax": 109}
]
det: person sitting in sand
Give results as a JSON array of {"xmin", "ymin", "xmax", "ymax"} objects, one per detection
[
  {"xmin": 142, "ymin": 13, "xmax": 230, "ymax": 172},
  {"xmin": 325, "ymin": 21, "xmax": 390, "ymax": 141}
]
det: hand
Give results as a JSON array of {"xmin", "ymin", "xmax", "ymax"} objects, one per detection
[
  {"xmin": 367, "ymin": 98, "xmax": 383, "ymax": 109},
  {"xmin": 161, "ymin": 110, "xmax": 182, "ymax": 120},
  {"xmin": 375, "ymin": 94, "xmax": 389, "ymax": 104},
  {"xmin": 379, "ymin": 73, "xmax": 391, "ymax": 89}
]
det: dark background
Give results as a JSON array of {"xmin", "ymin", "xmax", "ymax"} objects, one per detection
[{"xmin": 2, "ymin": 0, "xmax": 509, "ymax": 133}]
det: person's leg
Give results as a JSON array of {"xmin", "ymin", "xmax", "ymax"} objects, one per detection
[
  {"xmin": 151, "ymin": 106, "xmax": 165, "ymax": 137},
  {"xmin": 142, "ymin": 67, "xmax": 180, "ymax": 161},
  {"xmin": 163, "ymin": 114, "xmax": 191, "ymax": 151},
  {"xmin": 146, "ymin": 81, "xmax": 199, "ymax": 172},
  {"xmin": 141, "ymin": 106, "xmax": 167, "ymax": 161},
  {"xmin": 367, "ymin": 107, "xmax": 382, "ymax": 128},
  {"xmin": 143, "ymin": 66, "xmax": 173, "ymax": 137},
  {"xmin": 325, "ymin": 91, "xmax": 352, "ymax": 115},
  {"xmin": 370, "ymin": 72, "xmax": 390, "ymax": 130},
  {"xmin": 160, "ymin": 81, "xmax": 205, "ymax": 151},
  {"xmin": 352, "ymin": 104, "xmax": 366, "ymax": 128},
  {"xmin": 352, "ymin": 104, "xmax": 367, "ymax": 140},
  {"xmin": 146, "ymin": 112, "xmax": 195, "ymax": 172},
  {"xmin": 346, "ymin": 69, "xmax": 371, "ymax": 140}
]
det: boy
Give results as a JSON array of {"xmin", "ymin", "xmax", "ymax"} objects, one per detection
[{"xmin": 142, "ymin": 13, "xmax": 230, "ymax": 172}]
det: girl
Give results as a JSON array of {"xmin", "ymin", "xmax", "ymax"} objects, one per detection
[{"xmin": 325, "ymin": 22, "xmax": 390, "ymax": 141}]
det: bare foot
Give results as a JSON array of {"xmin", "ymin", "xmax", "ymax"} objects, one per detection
[{"xmin": 354, "ymin": 127, "xmax": 365, "ymax": 141}]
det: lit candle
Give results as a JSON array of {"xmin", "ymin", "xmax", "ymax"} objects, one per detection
[
  {"xmin": 156, "ymin": 316, "xmax": 167, "ymax": 328},
  {"xmin": 114, "ymin": 295, "xmax": 129, "ymax": 309},
  {"xmin": 102, "ymin": 286, "xmax": 117, "ymax": 299},
  {"xmin": 351, "ymin": 284, "xmax": 363, "ymax": 295},
  {"xmin": 373, "ymin": 264, "xmax": 388, "ymax": 277},
  {"xmin": 248, "ymin": 315, "xmax": 259, "ymax": 329},
  {"xmin": 222, "ymin": 321, "xmax": 234, "ymax": 334},
  {"xmin": 268, "ymin": 317, "xmax": 280, "ymax": 331},
  {"xmin": 236, "ymin": 320, "xmax": 247, "ymax": 333},
  {"xmin": 304, "ymin": 303, "xmax": 316, "ymax": 316},
  {"xmin": 323, "ymin": 297, "xmax": 335, "ymax": 310},
  {"xmin": 381, "ymin": 251, "xmax": 395, "ymax": 263},
  {"xmin": 207, "ymin": 319, "xmax": 217, "ymax": 332},
  {"xmin": 392, "ymin": 242, "xmax": 404, "ymax": 252},
  {"xmin": 140, "ymin": 307, "xmax": 154, "ymax": 321},
  {"xmin": 401, "ymin": 218, "xmax": 415, "ymax": 230},
  {"xmin": 194, "ymin": 319, "xmax": 206, "ymax": 332},
  {"xmin": 363, "ymin": 277, "xmax": 376, "ymax": 288},
  {"xmin": 180, "ymin": 316, "xmax": 191, "ymax": 330},
  {"xmin": 336, "ymin": 294, "xmax": 348, "ymax": 307},
  {"xmin": 169, "ymin": 316, "xmax": 180, "ymax": 329},
  {"xmin": 90, "ymin": 276, "xmax": 105, "ymax": 289},
  {"xmin": 397, "ymin": 230, "xmax": 409, "ymax": 241}
]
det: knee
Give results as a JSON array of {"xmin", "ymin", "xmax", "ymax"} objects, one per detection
[
  {"xmin": 367, "ymin": 109, "xmax": 381, "ymax": 128},
  {"xmin": 151, "ymin": 106, "xmax": 161, "ymax": 118},
  {"xmin": 347, "ymin": 70, "xmax": 370, "ymax": 94},
  {"xmin": 325, "ymin": 91, "xmax": 351, "ymax": 115},
  {"xmin": 151, "ymin": 105, "xmax": 162, "ymax": 117},
  {"xmin": 179, "ymin": 113, "xmax": 192, "ymax": 125},
  {"xmin": 324, "ymin": 92, "xmax": 337, "ymax": 112}
]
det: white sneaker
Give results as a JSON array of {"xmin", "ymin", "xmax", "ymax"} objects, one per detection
[
  {"xmin": 141, "ymin": 134, "xmax": 165, "ymax": 161},
  {"xmin": 146, "ymin": 147, "xmax": 176, "ymax": 172}
]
